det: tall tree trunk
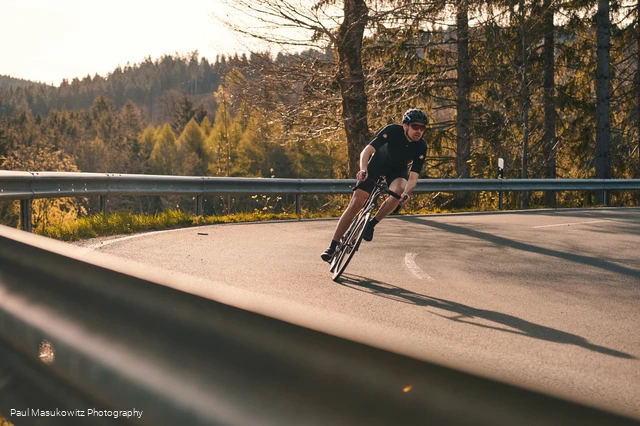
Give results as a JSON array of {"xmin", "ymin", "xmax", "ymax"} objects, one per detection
[
  {"xmin": 543, "ymin": 0, "xmax": 557, "ymax": 206},
  {"xmin": 596, "ymin": 0, "xmax": 611, "ymax": 204},
  {"xmin": 520, "ymin": 0, "xmax": 530, "ymax": 209},
  {"xmin": 455, "ymin": 0, "xmax": 472, "ymax": 207},
  {"xmin": 636, "ymin": 0, "xmax": 640, "ymax": 177},
  {"xmin": 336, "ymin": 0, "xmax": 370, "ymax": 177}
]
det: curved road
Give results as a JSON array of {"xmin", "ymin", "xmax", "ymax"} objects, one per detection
[{"xmin": 75, "ymin": 207, "xmax": 640, "ymax": 420}]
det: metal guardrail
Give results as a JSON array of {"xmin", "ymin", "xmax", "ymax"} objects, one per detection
[
  {"xmin": 2, "ymin": 171, "xmax": 640, "ymax": 232},
  {"xmin": 1, "ymin": 225, "xmax": 639, "ymax": 426}
]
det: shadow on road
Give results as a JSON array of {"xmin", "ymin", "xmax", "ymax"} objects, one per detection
[
  {"xmin": 398, "ymin": 216, "xmax": 640, "ymax": 282},
  {"xmin": 338, "ymin": 273, "xmax": 636, "ymax": 360}
]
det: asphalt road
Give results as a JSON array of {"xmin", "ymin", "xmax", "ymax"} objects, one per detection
[{"xmin": 75, "ymin": 207, "xmax": 640, "ymax": 420}]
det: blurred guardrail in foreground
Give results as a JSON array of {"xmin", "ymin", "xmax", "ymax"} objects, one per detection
[{"xmin": 1, "ymin": 225, "xmax": 639, "ymax": 426}]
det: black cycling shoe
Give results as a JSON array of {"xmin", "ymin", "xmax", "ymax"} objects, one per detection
[
  {"xmin": 362, "ymin": 221, "xmax": 375, "ymax": 242},
  {"xmin": 321, "ymin": 247, "xmax": 335, "ymax": 263}
]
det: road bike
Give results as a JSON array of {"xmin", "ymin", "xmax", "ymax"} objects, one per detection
[{"xmin": 329, "ymin": 178, "xmax": 402, "ymax": 281}]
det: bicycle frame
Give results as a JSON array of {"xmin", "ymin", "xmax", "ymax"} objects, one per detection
[{"xmin": 329, "ymin": 178, "xmax": 400, "ymax": 281}]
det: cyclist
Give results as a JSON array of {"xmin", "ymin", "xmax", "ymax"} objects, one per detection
[{"xmin": 321, "ymin": 108, "xmax": 428, "ymax": 262}]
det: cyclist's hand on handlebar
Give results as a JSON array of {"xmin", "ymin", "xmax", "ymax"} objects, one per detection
[
  {"xmin": 356, "ymin": 170, "xmax": 368, "ymax": 182},
  {"xmin": 399, "ymin": 193, "xmax": 410, "ymax": 206}
]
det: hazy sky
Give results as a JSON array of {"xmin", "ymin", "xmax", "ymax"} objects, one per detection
[{"xmin": 1, "ymin": 0, "xmax": 247, "ymax": 86}]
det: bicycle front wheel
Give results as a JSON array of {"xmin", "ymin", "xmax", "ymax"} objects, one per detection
[
  {"xmin": 331, "ymin": 212, "xmax": 370, "ymax": 282},
  {"xmin": 330, "ymin": 212, "xmax": 365, "ymax": 274}
]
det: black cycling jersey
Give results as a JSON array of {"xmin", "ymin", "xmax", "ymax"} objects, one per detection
[
  {"xmin": 355, "ymin": 124, "xmax": 427, "ymax": 193},
  {"xmin": 369, "ymin": 124, "xmax": 427, "ymax": 173}
]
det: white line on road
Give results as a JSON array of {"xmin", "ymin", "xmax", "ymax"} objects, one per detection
[
  {"xmin": 404, "ymin": 253, "xmax": 433, "ymax": 280},
  {"xmin": 75, "ymin": 228, "xmax": 188, "ymax": 254},
  {"xmin": 532, "ymin": 220, "xmax": 609, "ymax": 229}
]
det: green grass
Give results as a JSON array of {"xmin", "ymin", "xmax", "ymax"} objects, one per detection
[
  {"xmin": 36, "ymin": 199, "xmax": 604, "ymax": 243},
  {"xmin": 32, "ymin": 204, "xmax": 498, "ymax": 242},
  {"xmin": 36, "ymin": 210, "xmax": 312, "ymax": 242}
]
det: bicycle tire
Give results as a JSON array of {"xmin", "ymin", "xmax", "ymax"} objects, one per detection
[
  {"xmin": 330, "ymin": 211, "xmax": 362, "ymax": 272},
  {"xmin": 331, "ymin": 212, "xmax": 370, "ymax": 281},
  {"xmin": 329, "ymin": 210, "xmax": 367, "ymax": 273},
  {"xmin": 329, "ymin": 217, "xmax": 361, "ymax": 277}
]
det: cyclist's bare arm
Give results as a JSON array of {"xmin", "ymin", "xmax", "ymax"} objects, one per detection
[{"xmin": 357, "ymin": 145, "xmax": 376, "ymax": 181}]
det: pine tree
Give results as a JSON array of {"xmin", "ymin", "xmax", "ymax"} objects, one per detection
[
  {"xmin": 150, "ymin": 124, "xmax": 178, "ymax": 175},
  {"xmin": 172, "ymin": 95, "xmax": 196, "ymax": 135},
  {"xmin": 176, "ymin": 119, "xmax": 210, "ymax": 176},
  {"xmin": 200, "ymin": 116, "xmax": 212, "ymax": 137},
  {"xmin": 120, "ymin": 100, "xmax": 144, "ymax": 172},
  {"xmin": 171, "ymin": 94, "xmax": 208, "ymax": 136},
  {"xmin": 138, "ymin": 125, "xmax": 157, "ymax": 173}
]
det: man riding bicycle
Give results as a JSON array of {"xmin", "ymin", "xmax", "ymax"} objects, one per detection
[{"xmin": 321, "ymin": 108, "xmax": 428, "ymax": 262}]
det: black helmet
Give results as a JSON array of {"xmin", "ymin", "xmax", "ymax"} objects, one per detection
[{"xmin": 402, "ymin": 108, "xmax": 428, "ymax": 125}]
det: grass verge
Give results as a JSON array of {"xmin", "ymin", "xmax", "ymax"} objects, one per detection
[
  {"xmin": 35, "ymin": 210, "xmax": 317, "ymax": 242},
  {"xmin": 33, "ymin": 205, "xmax": 498, "ymax": 242},
  {"xmin": 35, "ymin": 201, "xmax": 572, "ymax": 242}
]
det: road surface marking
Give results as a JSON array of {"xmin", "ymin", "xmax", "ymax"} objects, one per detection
[
  {"xmin": 75, "ymin": 228, "xmax": 187, "ymax": 254},
  {"xmin": 405, "ymin": 253, "xmax": 433, "ymax": 280},
  {"xmin": 532, "ymin": 220, "xmax": 609, "ymax": 229}
]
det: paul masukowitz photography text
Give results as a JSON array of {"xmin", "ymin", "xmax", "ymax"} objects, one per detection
[{"xmin": 10, "ymin": 408, "xmax": 143, "ymax": 419}]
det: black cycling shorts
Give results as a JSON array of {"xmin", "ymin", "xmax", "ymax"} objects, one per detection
[{"xmin": 353, "ymin": 162, "xmax": 408, "ymax": 194}]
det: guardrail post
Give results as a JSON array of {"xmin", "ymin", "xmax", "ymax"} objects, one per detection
[
  {"xmin": 296, "ymin": 194, "xmax": 301, "ymax": 217},
  {"xmin": 498, "ymin": 158, "xmax": 504, "ymax": 210},
  {"xmin": 603, "ymin": 190, "xmax": 608, "ymax": 206},
  {"xmin": 196, "ymin": 195, "xmax": 203, "ymax": 216},
  {"xmin": 100, "ymin": 196, "xmax": 107, "ymax": 215},
  {"xmin": 20, "ymin": 200, "xmax": 32, "ymax": 232}
]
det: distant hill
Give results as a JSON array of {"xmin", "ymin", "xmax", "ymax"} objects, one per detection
[
  {"xmin": 0, "ymin": 75, "xmax": 49, "ymax": 89},
  {"xmin": 0, "ymin": 49, "xmax": 330, "ymax": 124},
  {"xmin": 0, "ymin": 53, "xmax": 226, "ymax": 123}
]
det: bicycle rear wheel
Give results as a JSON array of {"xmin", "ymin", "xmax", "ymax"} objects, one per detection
[{"xmin": 330, "ymin": 212, "xmax": 370, "ymax": 282}]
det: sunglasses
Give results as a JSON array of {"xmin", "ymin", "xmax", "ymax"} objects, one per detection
[{"xmin": 409, "ymin": 123, "xmax": 426, "ymax": 132}]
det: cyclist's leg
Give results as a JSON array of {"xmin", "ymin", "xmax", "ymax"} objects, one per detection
[
  {"xmin": 322, "ymin": 158, "xmax": 383, "ymax": 260},
  {"xmin": 361, "ymin": 175, "xmax": 402, "ymax": 242},
  {"xmin": 321, "ymin": 188, "xmax": 369, "ymax": 262},
  {"xmin": 373, "ymin": 172, "xmax": 407, "ymax": 222},
  {"xmin": 329, "ymin": 161, "xmax": 384, "ymax": 243},
  {"xmin": 331, "ymin": 188, "xmax": 369, "ymax": 242},
  {"xmin": 362, "ymin": 175, "xmax": 405, "ymax": 243}
]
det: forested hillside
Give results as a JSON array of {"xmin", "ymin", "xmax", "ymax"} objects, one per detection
[
  {"xmin": 1, "ymin": 0, "xmax": 639, "ymax": 230},
  {"xmin": 0, "ymin": 52, "xmax": 226, "ymax": 123},
  {"xmin": 0, "ymin": 75, "xmax": 48, "ymax": 89}
]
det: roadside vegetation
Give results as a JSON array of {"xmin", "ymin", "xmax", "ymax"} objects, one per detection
[
  {"xmin": 2, "ymin": 2, "xmax": 639, "ymax": 236},
  {"xmin": 32, "ymin": 188, "xmax": 624, "ymax": 242},
  {"xmin": 36, "ymin": 210, "xmax": 309, "ymax": 242}
]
